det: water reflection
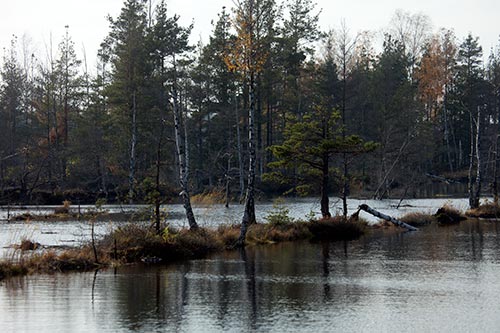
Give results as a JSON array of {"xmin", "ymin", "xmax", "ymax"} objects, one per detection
[{"xmin": 3, "ymin": 221, "xmax": 500, "ymax": 331}]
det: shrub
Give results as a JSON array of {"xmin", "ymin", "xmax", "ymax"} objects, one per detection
[{"xmin": 264, "ymin": 198, "xmax": 294, "ymax": 226}]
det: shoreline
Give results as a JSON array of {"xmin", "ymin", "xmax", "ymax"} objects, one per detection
[
  {"xmin": 2, "ymin": 200, "xmax": 499, "ymax": 282},
  {"xmin": 0, "ymin": 217, "xmax": 367, "ymax": 282}
]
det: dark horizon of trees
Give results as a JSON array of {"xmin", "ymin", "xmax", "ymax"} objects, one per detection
[{"xmin": 1, "ymin": 0, "xmax": 500, "ymax": 211}]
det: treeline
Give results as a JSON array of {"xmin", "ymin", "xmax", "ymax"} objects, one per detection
[{"xmin": 0, "ymin": 0, "xmax": 499, "ymax": 207}]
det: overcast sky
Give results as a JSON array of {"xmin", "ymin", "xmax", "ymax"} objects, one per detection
[{"xmin": 0, "ymin": 0, "xmax": 499, "ymax": 70}]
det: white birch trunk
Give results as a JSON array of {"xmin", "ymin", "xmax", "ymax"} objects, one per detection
[
  {"xmin": 235, "ymin": 95, "xmax": 245, "ymax": 203},
  {"xmin": 237, "ymin": 76, "xmax": 257, "ymax": 246},
  {"xmin": 172, "ymin": 63, "xmax": 198, "ymax": 230},
  {"xmin": 473, "ymin": 106, "xmax": 482, "ymax": 208}
]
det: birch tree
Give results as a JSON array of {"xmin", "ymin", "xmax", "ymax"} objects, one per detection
[
  {"xmin": 150, "ymin": 0, "xmax": 198, "ymax": 229},
  {"xmin": 225, "ymin": 0, "xmax": 275, "ymax": 246}
]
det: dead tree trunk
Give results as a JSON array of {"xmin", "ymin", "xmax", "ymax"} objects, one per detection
[{"xmin": 357, "ymin": 204, "xmax": 418, "ymax": 231}]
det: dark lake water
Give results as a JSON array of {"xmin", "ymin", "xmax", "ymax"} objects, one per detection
[{"xmin": 2, "ymin": 219, "xmax": 500, "ymax": 332}]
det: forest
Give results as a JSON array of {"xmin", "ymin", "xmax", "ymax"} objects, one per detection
[{"xmin": 1, "ymin": 0, "xmax": 499, "ymax": 211}]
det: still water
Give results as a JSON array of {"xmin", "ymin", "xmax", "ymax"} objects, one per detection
[
  {"xmin": 2, "ymin": 220, "xmax": 500, "ymax": 332},
  {"xmin": 0, "ymin": 198, "xmax": 472, "ymax": 258}
]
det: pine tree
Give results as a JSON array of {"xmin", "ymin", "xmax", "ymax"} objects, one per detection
[
  {"xmin": 103, "ymin": 0, "xmax": 149, "ymax": 203},
  {"xmin": 54, "ymin": 26, "xmax": 82, "ymax": 183},
  {"xmin": 0, "ymin": 37, "xmax": 25, "ymax": 198},
  {"xmin": 456, "ymin": 34, "xmax": 485, "ymax": 209},
  {"xmin": 268, "ymin": 58, "xmax": 376, "ymax": 218}
]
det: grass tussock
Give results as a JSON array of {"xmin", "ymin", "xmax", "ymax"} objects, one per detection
[
  {"xmin": 246, "ymin": 222, "xmax": 312, "ymax": 245},
  {"xmin": 434, "ymin": 205, "xmax": 466, "ymax": 225},
  {"xmin": 399, "ymin": 212, "xmax": 436, "ymax": 227},
  {"xmin": 307, "ymin": 217, "xmax": 365, "ymax": 241},
  {"xmin": 217, "ymin": 224, "xmax": 241, "ymax": 247},
  {"xmin": 99, "ymin": 224, "xmax": 230, "ymax": 263},
  {"xmin": 466, "ymin": 202, "xmax": 500, "ymax": 219},
  {"xmin": 0, "ymin": 246, "xmax": 99, "ymax": 281}
]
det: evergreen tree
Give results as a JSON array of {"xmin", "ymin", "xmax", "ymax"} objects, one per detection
[
  {"xmin": 103, "ymin": 0, "xmax": 149, "ymax": 203},
  {"xmin": 370, "ymin": 35, "xmax": 420, "ymax": 199},
  {"xmin": 455, "ymin": 34, "xmax": 485, "ymax": 208},
  {"xmin": 0, "ymin": 37, "xmax": 25, "ymax": 199},
  {"xmin": 54, "ymin": 27, "xmax": 82, "ymax": 184}
]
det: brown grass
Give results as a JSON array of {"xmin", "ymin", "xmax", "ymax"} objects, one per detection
[
  {"xmin": 191, "ymin": 189, "xmax": 226, "ymax": 205},
  {"xmin": 399, "ymin": 212, "xmax": 436, "ymax": 227},
  {"xmin": 466, "ymin": 203, "xmax": 500, "ymax": 219},
  {"xmin": 246, "ymin": 222, "xmax": 312, "ymax": 245},
  {"xmin": 307, "ymin": 217, "xmax": 365, "ymax": 241},
  {"xmin": 217, "ymin": 224, "xmax": 241, "ymax": 247},
  {"xmin": 0, "ymin": 246, "xmax": 99, "ymax": 281},
  {"xmin": 0, "ymin": 216, "xmax": 366, "ymax": 282}
]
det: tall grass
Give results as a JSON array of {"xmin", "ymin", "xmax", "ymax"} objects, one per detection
[{"xmin": 191, "ymin": 189, "xmax": 226, "ymax": 205}]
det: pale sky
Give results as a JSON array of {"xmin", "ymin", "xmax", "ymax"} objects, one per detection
[{"xmin": 0, "ymin": 0, "xmax": 499, "ymax": 71}]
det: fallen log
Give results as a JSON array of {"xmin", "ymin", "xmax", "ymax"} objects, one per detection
[
  {"xmin": 425, "ymin": 173, "xmax": 462, "ymax": 184},
  {"xmin": 357, "ymin": 204, "xmax": 418, "ymax": 231}
]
